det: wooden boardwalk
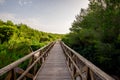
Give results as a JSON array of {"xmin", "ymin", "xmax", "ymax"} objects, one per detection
[
  {"xmin": 35, "ymin": 42, "xmax": 72, "ymax": 80},
  {"xmin": 0, "ymin": 41, "xmax": 114, "ymax": 80}
]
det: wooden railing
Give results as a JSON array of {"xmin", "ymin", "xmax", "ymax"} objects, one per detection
[
  {"xmin": 60, "ymin": 41, "xmax": 115, "ymax": 80},
  {"xmin": 0, "ymin": 41, "xmax": 55, "ymax": 80}
]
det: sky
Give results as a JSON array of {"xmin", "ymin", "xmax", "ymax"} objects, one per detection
[{"xmin": 0, "ymin": 0, "xmax": 89, "ymax": 34}]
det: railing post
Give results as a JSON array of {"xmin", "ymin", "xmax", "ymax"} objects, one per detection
[
  {"xmin": 33, "ymin": 63, "xmax": 37, "ymax": 75},
  {"xmin": 68, "ymin": 58, "xmax": 70, "ymax": 68},
  {"xmin": 89, "ymin": 69, "xmax": 95, "ymax": 80},
  {"xmin": 42, "ymin": 57, "xmax": 44, "ymax": 63},
  {"xmin": 33, "ymin": 54, "xmax": 38, "ymax": 75},
  {"xmin": 28, "ymin": 55, "xmax": 35, "ymax": 67},
  {"xmin": 39, "ymin": 50, "xmax": 43, "ymax": 56},
  {"xmin": 5, "ymin": 69, "xmax": 16, "ymax": 80},
  {"xmin": 39, "ymin": 58, "xmax": 42, "ymax": 65},
  {"xmin": 73, "ymin": 66, "xmax": 76, "ymax": 79}
]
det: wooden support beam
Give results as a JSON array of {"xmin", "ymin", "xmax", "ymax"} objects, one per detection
[{"xmin": 14, "ymin": 67, "xmax": 34, "ymax": 79}]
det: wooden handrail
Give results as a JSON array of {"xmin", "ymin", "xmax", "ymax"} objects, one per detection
[
  {"xmin": 60, "ymin": 41, "xmax": 115, "ymax": 80},
  {"xmin": 17, "ymin": 41, "xmax": 55, "ymax": 80},
  {"xmin": 0, "ymin": 41, "xmax": 55, "ymax": 80},
  {"xmin": 0, "ymin": 41, "xmax": 115, "ymax": 80}
]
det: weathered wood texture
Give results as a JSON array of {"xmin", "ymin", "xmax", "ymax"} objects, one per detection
[
  {"xmin": 60, "ymin": 41, "xmax": 115, "ymax": 80},
  {"xmin": 0, "ymin": 41, "xmax": 55, "ymax": 80},
  {"xmin": 0, "ymin": 41, "xmax": 115, "ymax": 80},
  {"xmin": 35, "ymin": 41, "xmax": 72, "ymax": 80}
]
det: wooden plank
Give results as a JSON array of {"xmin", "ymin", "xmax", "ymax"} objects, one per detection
[{"xmin": 35, "ymin": 41, "xmax": 72, "ymax": 80}]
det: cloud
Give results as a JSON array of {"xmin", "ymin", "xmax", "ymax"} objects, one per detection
[
  {"xmin": 0, "ymin": 13, "xmax": 40, "ymax": 26},
  {"xmin": 0, "ymin": 13, "xmax": 47, "ymax": 31},
  {"xmin": 18, "ymin": 0, "xmax": 32, "ymax": 6},
  {"xmin": 0, "ymin": 13, "xmax": 69, "ymax": 34},
  {"xmin": 0, "ymin": 13, "xmax": 16, "ymax": 20},
  {"xmin": 0, "ymin": 0, "xmax": 5, "ymax": 4}
]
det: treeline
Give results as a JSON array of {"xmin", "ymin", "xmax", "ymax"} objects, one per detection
[
  {"xmin": 0, "ymin": 20, "xmax": 63, "ymax": 68},
  {"xmin": 62, "ymin": 0, "xmax": 120, "ymax": 78}
]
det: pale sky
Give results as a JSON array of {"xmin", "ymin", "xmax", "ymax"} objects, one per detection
[{"xmin": 0, "ymin": 0, "xmax": 89, "ymax": 34}]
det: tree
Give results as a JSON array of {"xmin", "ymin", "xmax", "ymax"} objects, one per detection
[
  {"xmin": 0, "ymin": 25, "xmax": 14, "ymax": 43},
  {"xmin": 62, "ymin": 0, "xmax": 120, "ymax": 77},
  {"xmin": 6, "ymin": 20, "xmax": 14, "ymax": 26}
]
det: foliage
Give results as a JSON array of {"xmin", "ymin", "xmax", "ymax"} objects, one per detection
[
  {"xmin": 62, "ymin": 0, "xmax": 120, "ymax": 77},
  {"xmin": 0, "ymin": 25, "xmax": 14, "ymax": 43},
  {"xmin": 0, "ymin": 20, "xmax": 63, "ymax": 68}
]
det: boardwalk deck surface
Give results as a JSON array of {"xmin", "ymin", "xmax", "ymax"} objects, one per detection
[{"xmin": 35, "ymin": 42, "xmax": 72, "ymax": 80}]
